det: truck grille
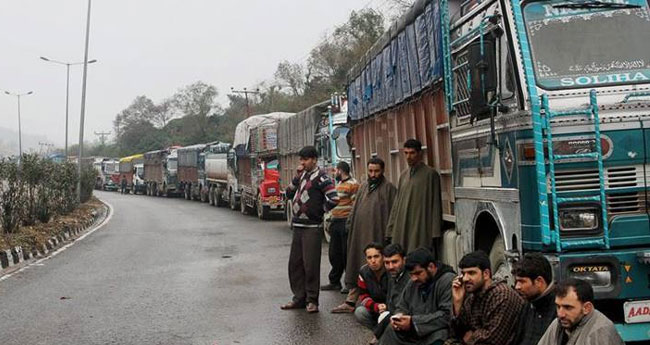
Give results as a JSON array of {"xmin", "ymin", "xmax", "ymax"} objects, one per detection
[{"xmin": 548, "ymin": 166, "xmax": 649, "ymax": 217}]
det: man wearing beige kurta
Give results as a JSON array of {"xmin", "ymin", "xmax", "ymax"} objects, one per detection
[{"xmin": 386, "ymin": 139, "xmax": 442, "ymax": 255}]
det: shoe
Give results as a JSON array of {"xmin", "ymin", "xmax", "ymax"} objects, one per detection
[
  {"xmin": 306, "ymin": 302, "xmax": 319, "ymax": 313},
  {"xmin": 280, "ymin": 301, "xmax": 305, "ymax": 310},
  {"xmin": 320, "ymin": 283, "xmax": 342, "ymax": 291},
  {"xmin": 369, "ymin": 336, "xmax": 378, "ymax": 345},
  {"xmin": 331, "ymin": 303, "xmax": 355, "ymax": 313},
  {"xmin": 340, "ymin": 287, "xmax": 349, "ymax": 294}
]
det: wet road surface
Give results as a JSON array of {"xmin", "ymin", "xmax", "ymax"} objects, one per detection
[{"xmin": 0, "ymin": 191, "xmax": 372, "ymax": 345}]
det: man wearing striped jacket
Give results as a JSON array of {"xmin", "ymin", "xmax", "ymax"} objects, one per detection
[
  {"xmin": 280, "ymin": 146, "xmax": 339, "ymax": 313},
  {"xmin": 321, "ymin": 161, "xmax": 359, "ymax": 293}
]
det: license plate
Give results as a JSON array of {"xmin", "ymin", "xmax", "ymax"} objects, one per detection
[{"xmin": 624, "ymin": 300, "xmax": 650, "ymax": 323}]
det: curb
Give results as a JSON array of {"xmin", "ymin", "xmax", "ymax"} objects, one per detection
[{"xmin": 0, "ymin": 204, "xmax": 110, "ymax": 277}]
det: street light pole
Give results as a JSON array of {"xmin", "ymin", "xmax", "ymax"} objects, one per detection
[
  {"xmin": 4, "ymin": 91, "xmax": 34, "ymax": 163},
  {"xmin": 40, "ymin": 57, "xmax": 97, "ymax": 158},
  {"xmin": 78, "ymin": 0, "xmax": 93, "ymax": 202}
]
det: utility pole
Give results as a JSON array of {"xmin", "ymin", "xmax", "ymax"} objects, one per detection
[
  {"xmin": 38, "ymin": 142, "xmax": 54, "ymax": 156},
  {"xmin": 230, "ymin": 87, "xmax": 260, "ymax": 118},
  {"xmin": 94, "ymin": 131, "xmax": 111, "ymax": 146},
  {"xmin": 77, "ymin": 0, "xmax": 93, "ymax": 203}
]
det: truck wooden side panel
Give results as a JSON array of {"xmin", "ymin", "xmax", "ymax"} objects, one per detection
[
  {"xmin": 350, "ymin": 88, "xmax": 454, "ymax": 220},
  {"xmin": 143, "ymin": 153, "xmax": 164, "ymax": 183}
]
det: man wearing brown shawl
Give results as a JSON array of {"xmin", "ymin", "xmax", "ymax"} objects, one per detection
[{"xmin": 331, "ymin": 157, "xmax": 397, "ymax": 313}]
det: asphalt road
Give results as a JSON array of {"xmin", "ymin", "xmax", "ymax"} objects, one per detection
[{"xmin": 0, "ymin": 191, "xmax": 371, "ymax": 345}]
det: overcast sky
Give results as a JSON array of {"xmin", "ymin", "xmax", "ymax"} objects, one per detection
[{"xmin": 0, "ymin": 0, "xmax": 376, "ymax": 149}]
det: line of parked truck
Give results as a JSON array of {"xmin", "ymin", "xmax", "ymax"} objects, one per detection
[{"xmin": 94, "ymin": 95, "xmax": 351, "ymax": 221}]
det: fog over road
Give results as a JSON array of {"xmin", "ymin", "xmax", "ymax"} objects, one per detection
[{"xmin": 0, "ymin": 191, "xmax": 369, "ymax": 345}]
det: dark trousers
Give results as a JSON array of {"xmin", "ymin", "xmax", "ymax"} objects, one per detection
[
  {"xmin": 327, "ymin": 218, "xmax": 348, "ymax": 286},
  {"xmin": 288, "ymin": 225, "xmax": 322, "ymax": 305}
]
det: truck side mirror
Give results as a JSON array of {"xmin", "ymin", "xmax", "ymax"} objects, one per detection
[{"xmin": 468, "ymin": 35, "xmax": 498, "ymax": 121}]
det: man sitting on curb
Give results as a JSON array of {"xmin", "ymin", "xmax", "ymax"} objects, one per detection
[
  {"xmin": 373, "ymin": 244, "xmax": 409, "ymax": 341},
  {"xmin": 446, "ymin": 251, "xmax": 525, "ymax": 345},
  {"xmin": 537, "ymin": 278, "xmax": 623, "ymax": 345},
  {"xmin": 512, "ymin": 252, "xmax": 556, "ymax": 345},
  {"xmin": 379, "ymin": 247, "xmax": 455, "ymax": 345},
  {"xmin": 355, "ymin": 243, "xmax": 389, "ymax": 331}
]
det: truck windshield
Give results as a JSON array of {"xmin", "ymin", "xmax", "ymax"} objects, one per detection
[
  {"xmin": 266, "ymin": 159, "xmax": 278, "ymax": 170},
  {"xmin": 168, "ymin": 158, "xmax": 178, "ymax": 170},
  {"xmin": 335, "ymin": 128, "xmax": 351, "ymax": 158},
  {"xmin": 523, "ymin": 0, "xmax": 650, "ymax": 89}
]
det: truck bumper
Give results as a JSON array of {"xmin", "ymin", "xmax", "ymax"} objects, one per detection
[{"xmin": 261, "ymin": 196, "xmax": 284, "ymax": 211}]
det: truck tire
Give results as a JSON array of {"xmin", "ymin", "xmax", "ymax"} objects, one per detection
[
  {"xmin": 208, "ymin": 187, "xmax": 215, "ymax": 206},
  {"xmin": 240, "ymin": 195, "xmax": 249, "ymax": 215},
  {"xmin": 229, "ymin": 191, "xmax": 239, "ymax": 211},
  {"xmin": 489, "ymin": 236, "xmax": 513, "ymax": 285},
  {"xmin": 257, "ymin": 194, "xmax": 270, "ymax": 220}
]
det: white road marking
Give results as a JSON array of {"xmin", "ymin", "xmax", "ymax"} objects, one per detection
[{"xmin": 0, "ymin": 199, "xmax": 114, "ymax": 283}]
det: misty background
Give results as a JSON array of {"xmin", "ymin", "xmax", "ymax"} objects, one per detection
[{"xmin": 0, "ymin": 0, "xmax": 411, "ymax": 157}]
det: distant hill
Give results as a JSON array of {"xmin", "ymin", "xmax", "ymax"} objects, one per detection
[{"xmin": 0, "ymin": 127, "xmax": 53, "ymax": 158}]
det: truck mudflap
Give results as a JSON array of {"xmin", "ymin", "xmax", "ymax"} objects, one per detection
[{"xmin": 556, "ymin": 249, "xmax": 650, "ymax": 342}]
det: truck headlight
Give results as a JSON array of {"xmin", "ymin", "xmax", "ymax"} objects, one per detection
[
  {"xmin": 559, "ymin": 207, "xmax": 599, "ymax": 231},
  {"xmin": 267, "ymin": 187, "xmax": 276, "ymax": 194},
  {"xmin": 567, "ymin": 264, "xmax": 612, "ymax": 288}
]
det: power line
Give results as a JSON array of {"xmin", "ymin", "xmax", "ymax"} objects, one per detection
[{"xmin": 94, "ymin": 130, "xmax": 111, "ymax": 146}]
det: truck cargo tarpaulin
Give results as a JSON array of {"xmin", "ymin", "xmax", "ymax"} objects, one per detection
[
  {"xmin": 233, "ymin": 112, "xmax": 294, "ymax": 157},
  {"xmin": 277, "ymin": 101, "xmax": 329, "ymax": 156},
  {"xmin": 347, "ymin": 0, "xmax": 443, "ymax": 121}
]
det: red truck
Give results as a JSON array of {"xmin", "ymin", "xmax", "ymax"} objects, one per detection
[{"xmin": 228, "ymin": 112, "xmax": 294, "ymax": 219}]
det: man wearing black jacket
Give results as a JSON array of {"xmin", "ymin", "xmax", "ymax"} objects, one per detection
[
  {"xmin": 512, "ymin": 252, "xmax": 556, "ymax": 345},
  {"xmin": 379, "ymin": 247, "xmax": 455, "ymax": 345}
]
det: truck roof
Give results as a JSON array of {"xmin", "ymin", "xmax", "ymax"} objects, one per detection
[
  {"xmin": 119, "ymin": 153, "xmax": 144, "ymax": 163},
  {"xmin": 233, "ymin": 112, "xmax": 294, "ymax": 148}
]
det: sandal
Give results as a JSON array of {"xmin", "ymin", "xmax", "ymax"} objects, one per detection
[{"xmin": 280, "ymin": 301, "xmax": 305, "ymax": 310}]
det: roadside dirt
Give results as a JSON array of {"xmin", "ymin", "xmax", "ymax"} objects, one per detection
[{"xmin": 0, "ymin": 197, "xmax": 104, "ymax": 253}]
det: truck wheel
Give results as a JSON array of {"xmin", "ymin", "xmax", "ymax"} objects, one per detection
[
  {"xmin": 240, "ymin": 195, "xmax": 250, "ymax": 215},
  {"xmin": 489, "ymin": 236, "xmax": 513, "ymax": 286},
  {"xmin": 229, "ymin": 191, "xmax": 239, "ymax": 211},
  {"xmin": 208, "ymin": 187, "xmax": 215, "ymax": 206},
  {"xmin": 257, "ymin": 194, "xmax": 269, "ymax": 220},
  {"xmin": 215, "ymin": 188, "xmax": 226, "ymax": 207}
]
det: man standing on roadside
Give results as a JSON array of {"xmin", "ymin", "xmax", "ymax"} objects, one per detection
[
  {"xmin": 386, "ymin": 139, "xmax": 442, "ymax": 255},
  {"xmin": 331, "ymin": 157, "xmax": 397, "ymax": 313},
  {"xmin": 281, "ymin": 146, "xmax": 339, "ymax": 313},
  {"xmin": 321, "ymin": 161, "xmax": 359, "ymax": 292}
]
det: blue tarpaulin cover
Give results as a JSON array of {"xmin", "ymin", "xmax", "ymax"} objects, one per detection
[
  {"xmin": 347, "ymin": 0, "xmax": 442, "ymax": 120},
  {"xmin": 406, "ymin": 24, "xmax": 422, "ymax": 94}
]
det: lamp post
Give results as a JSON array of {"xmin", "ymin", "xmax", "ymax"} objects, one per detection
[
  {"xmin": 3, "ymin": 90, "xmax": 34, "ymax": 163},
  {"xmin": 77, "ymin": 0, "xmax": 93, "ymax": 202},
  {"xmin": 40, "ymin": 56, "xmax": 97, "ymax": 158}
]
